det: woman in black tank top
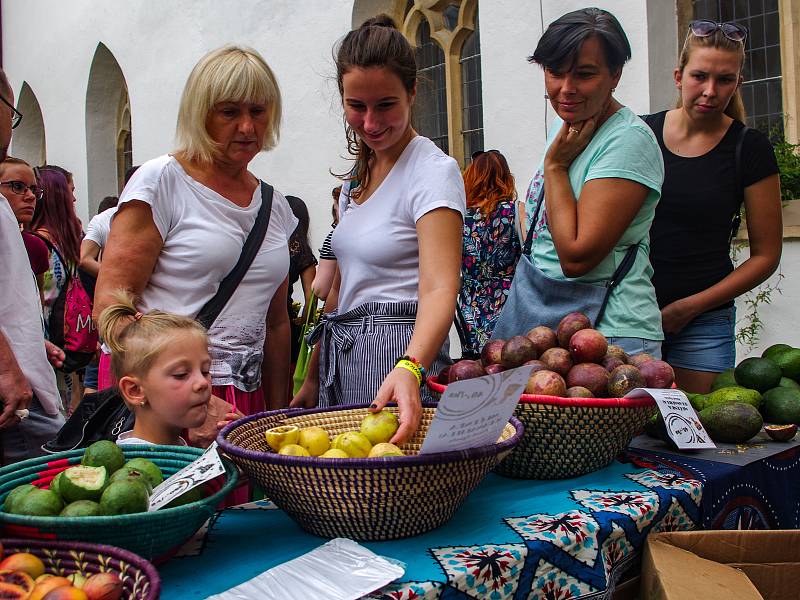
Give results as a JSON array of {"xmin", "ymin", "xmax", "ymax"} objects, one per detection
[{"xmin": 647, "ymin": 20, "xmax": 781, "ymax": 393}]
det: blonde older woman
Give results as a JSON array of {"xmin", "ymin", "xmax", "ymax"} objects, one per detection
[{"xmin": 94, "ymin": 45, "xmax": 297, "ymax": 424}]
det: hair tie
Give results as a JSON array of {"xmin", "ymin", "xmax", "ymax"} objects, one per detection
[{"xmin": 133, "ymin": 311, "xmax": 144, "ymax": 321}]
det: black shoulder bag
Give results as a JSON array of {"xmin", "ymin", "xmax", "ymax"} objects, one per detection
[{"xmin": 43, "ymin": 182, "xmax": 274, "ymax": 452}]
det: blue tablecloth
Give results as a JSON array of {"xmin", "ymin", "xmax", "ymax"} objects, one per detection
[
  {"xmin": 158, "ymin": 444, "xmax": 800, "ymax": 599},
  {"xmin": 159, "ymin": 460, "xmax": 706, "ymax": 599}
]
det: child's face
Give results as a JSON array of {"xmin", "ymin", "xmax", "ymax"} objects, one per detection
[{"xmin": 140, "ymin": 332, "xmax": 212, "ymax": 430}]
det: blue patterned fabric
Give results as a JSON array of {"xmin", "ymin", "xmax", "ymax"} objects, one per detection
[
  {"xmin": 625, "ymin": 445, "xmax": 800, "ymax": 530},
  {"xmin": 159, "ymin": 457, "xmax": 707, "ymax": 599}
]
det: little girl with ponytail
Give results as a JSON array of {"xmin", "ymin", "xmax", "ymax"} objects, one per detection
[{"xmin": 99, "ymin": 291, "xmax": 239, "ymax": 446}]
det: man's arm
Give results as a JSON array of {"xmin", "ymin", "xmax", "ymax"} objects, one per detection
[{"xmin": 0, "ymin": 331, "xmax": 32, "ymax": 429}]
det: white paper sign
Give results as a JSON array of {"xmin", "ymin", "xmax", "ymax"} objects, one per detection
[
  {"xmin": 148, "ymin": 442, "xmax": 226, "ymax": 511},
  {"xmin": 625, "ymin": 388, "xmax": 716, "ymax": 449},
  {"xmin": 419, "ymin": 365, "xmax": 532, "ymax": 455}
]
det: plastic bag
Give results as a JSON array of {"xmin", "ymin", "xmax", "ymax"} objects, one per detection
[{"xmin": 206, "ymin": 538, "xmax": 405, "ymax": 600}]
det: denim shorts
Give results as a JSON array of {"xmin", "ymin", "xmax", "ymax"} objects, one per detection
[
  {"xmin": 83, "ymin": 361, "xmax": 99, "ymax": 390},
  {"xmin": 661, "ymin": 306, "xmax": 736, "ymax": 373},
  {"xmin": 605, "ymin": 337, "xmax": 662, "ymax": 361}
]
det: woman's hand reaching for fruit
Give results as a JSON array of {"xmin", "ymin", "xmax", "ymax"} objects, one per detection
[{"xmin": 370, "ymin": 367, "xmax": 422, "ymax": 445}]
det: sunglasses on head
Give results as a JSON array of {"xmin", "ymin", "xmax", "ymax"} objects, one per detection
[{"xmin": 689, "ymin": 19, "xmax": 748, "ymax": 43}]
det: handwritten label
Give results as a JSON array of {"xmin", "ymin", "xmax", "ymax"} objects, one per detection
[
  {"xmin": 625, "ymin": 388, "xmax": 716, "ymax": 449},
  {"xmin": 420, "ymin": 365, "xmax": 532, "ymax": 454},
  {"xmin": 148, "ymin": 442, "xmax": 226, "ymax": 511}
]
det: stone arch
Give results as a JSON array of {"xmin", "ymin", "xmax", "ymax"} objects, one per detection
[
  {"xmin": 351, "ymin": 0, "xmax": 407, "ymax": 28},
  {"xmin": 85, "ymin": 42, "xmax": 131, "ymax": 216},
  {"xmin": 11, "ymin": 82, "xmax": 46, "ymax": 166}
]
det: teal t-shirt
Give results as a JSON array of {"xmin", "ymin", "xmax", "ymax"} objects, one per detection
[{"xmin": 525, "ymin": 107, "xmax": 665, "ymax": 340}]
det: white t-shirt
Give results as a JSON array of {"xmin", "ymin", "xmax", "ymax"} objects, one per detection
[
  {"xmin": 84, "ymin": 206, "xmax": 117, "ymax": 248},
  {"xmin": 332, "ymin": 136, "xmax": 465, "ymax": 313},
  {"xmin": 0, "ymin": 195, "xmax": 61, "ymax": 415},
  {"xmin": 118, "ymin": 155, "xmax": 298, "ymax": 391},
  {"xmin": 116, "ymin": 431, "xmax": 187, "ymax": 446}
]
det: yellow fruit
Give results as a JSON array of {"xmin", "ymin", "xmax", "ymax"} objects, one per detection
[
  {"xmin": 319, "ymin": 449, "xmax": 349, "ymax": 458},
  {"xmin": 332, "ymin": 431, "xmax": 372, "ymax": 458},
  {"xmin": 277, "ymin": 444, "xmax": 310, "ymax": 457},
  {"xmin": 360, "ymin": 410, "xmax": 399, "ymax": 444},
  {"xmin": 265, "ymin": 425, "xmax": 300, "ymax": 452},
  {"xmin": 368, "ymin": 443, "xmax": 405, "ymax": 457},
  {"xmin": 297, "ymin": 427, "xmax": 330, "ymax": 456}
]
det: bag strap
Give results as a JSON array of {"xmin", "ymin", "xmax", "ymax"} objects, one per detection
[
  {"xmin": 196, "ymin": 181, "xmax": 274, "ymax": 330},
  {"xmin": 729, "ymin": 125, "xmax": 750, "ymax": 244},
  {"xmin": 523, "ymin": 180, "xmax": 641, "ymax": 327},
  {"xmin": 29, "ymin": 232, "xmax": 75, "ymax": 279}
]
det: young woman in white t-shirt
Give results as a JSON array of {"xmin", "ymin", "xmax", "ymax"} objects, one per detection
[{"xmin": 292, "ymin": 15, "xmax": 466, "ymax": 445}]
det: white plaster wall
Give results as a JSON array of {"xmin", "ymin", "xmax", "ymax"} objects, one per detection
[
  {"xmin": 2, "ymin": 0, "xmax": 354, "ymax": 252},
  {"xmin": 735, "ymin": 240, "xmax": 800, "ymax": 359}
]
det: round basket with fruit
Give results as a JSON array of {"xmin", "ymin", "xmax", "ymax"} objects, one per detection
[
  {"xmin": 217, "ymin": 404, "xmax": 523, "ymax": 541},
  {"xmin": 0, "ymin": 538, "xmax": 160, "ymax": 599},
  {"xmin": 430, "ymin": 312, "xmax": 667, "ymax": 479},
  {"xmin": 0, "ymin": 443, "xmax": 238, "ymax": 562}
]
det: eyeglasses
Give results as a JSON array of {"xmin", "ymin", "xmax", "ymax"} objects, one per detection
[
  {"xmin": 0, "ymin": 180, "xmax": 44, "ymax": 200},
  {"xmin": 689, "ymin": 20, "xmax": 748, "ymax": 43},
  {"xmin": 471, "ymin": 149, "xmax": 501, "ymax": 160},
  {"xmin": 0, "ymin": 95, "xmax": 23, "ymax": 129}
]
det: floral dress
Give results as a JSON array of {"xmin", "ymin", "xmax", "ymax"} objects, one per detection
[{"xmin": 458, "ymin": 199, "xmax": 522, "ymax": 356}]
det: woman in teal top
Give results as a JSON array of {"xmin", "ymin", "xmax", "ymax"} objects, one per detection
[{"xmin": 525, "ymin": 7, "xmax": 664, "ymax": 356}]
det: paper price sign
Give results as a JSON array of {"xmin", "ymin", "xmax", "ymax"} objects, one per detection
[
  {"xmin": 419, "ymin": 365, "xmax": 532, "ymax": 455},
  {"xmin": 148, "ymin": 442, "xmax": 226, "ymax": 511},
  {"xmin": 625, "ymin": 388, "xmax": 716, "ymax": 450}
]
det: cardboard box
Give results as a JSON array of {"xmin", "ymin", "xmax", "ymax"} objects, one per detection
[{"xmin": 641, "ymin": 530, "xmax": 800, "ymax": 600}]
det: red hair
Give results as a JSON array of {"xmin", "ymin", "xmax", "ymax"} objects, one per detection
[{"xmin": 463, "ymin": 150, "xmax": 517, "ymax": 217}]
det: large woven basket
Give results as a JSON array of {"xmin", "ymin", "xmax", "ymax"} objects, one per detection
[
  {"xmin": 428, "ymin": 376, "xmax": 656, "ymax": 479},
  {"xmin": 0, "ymin": 445, "xmax": 238, "ymax": 561},
  {"xmin": 1, "ymin": 538, "xmax": 160, "ymax": 599},
  {"xmin": 218, "ymin": 404, "xmax": 523, "ymax": 540}
]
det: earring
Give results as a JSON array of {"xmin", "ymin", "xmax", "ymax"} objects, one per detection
[
  {"xmin": 544, "ymin": 94, "xmax": 550, "ymax": 99},
  {"xmin": 139, "ymin": 401, "xmax": 146, "ymax": 407}
]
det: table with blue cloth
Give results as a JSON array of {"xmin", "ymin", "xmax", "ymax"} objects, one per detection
[{"xmin": 159, "ymin": 444, "xmax": 800, "ymax": 599}]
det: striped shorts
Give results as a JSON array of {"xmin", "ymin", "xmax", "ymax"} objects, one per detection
[{"xmin": 309, "ymin": 301, "xmax": 452, "ymax": 407}]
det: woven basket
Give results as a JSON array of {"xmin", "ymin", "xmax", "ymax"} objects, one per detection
[
  {"xmin": 0, "ymin": 445, "xmax": 238, "ymax": 561},
  {"xmin": 428, "ymin": 376, "xmax": 656, "ymax": 479},
  {"xmin": 218, "ymin": 404, "xmax": 523, "ymax": 540},
  {"xmin": 1, "ymin": 538, "xmax": 160, "ymax": 599}
]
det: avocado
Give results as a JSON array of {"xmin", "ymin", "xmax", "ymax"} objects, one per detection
[
  {"xmin": 711, "ymin": 368, "xmax": 737, "ymax": 391},
  {"xmin": 761, "ymin": 387, "xmax": 800, "ymax": 425},
  {"xmin": 762, "ymin": 343, "xmax": 792, "ymax": 362},
  {"xmin": 770, "ymin": 348, "xmax": 800, "ymax": 381},
  {"xmin": 687, "ymin": 392, "xmax": 707, "ymax": 412},
  {"xmin": 699, "ymin": 401, "xmax": 763, "ymax": 444},
  {"xmin": 734, "ymin": 357, "xmax": 782, "ymax": 392},
  {"xmin": 778, "ymin": 377, "xmax": 800, "ymax": 391},
  {"xmin": 704, "ymin": 386, "xmax": 762, "ymax": 410}
]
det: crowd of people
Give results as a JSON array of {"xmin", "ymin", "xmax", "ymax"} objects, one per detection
[{"xmin": 0, "ymin": 8, "xmax": 782, "ymax": 473}]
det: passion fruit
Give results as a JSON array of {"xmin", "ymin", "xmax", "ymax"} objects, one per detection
[
  {"xmin": 565, "ymin": 386, "xmax": 594, "ymax": 398},
  {"xmin": 556, "ymin": 311, "xmax": 592, "ymax": 348},
  {"xmin": 0, "ymin": 582, "xmax": 30, "ymax": 600},
  {"xmin": 479, "ymin": 339, "xmax": 505, "ymax": 366},
  {"xmin": 568, "ymin": 328, "xmax": 608, "ymax": 364},
  {"xmin": 608, "ymin": 364, "xmax": 646, "ymax": 398},
  {"xmin": 639, "ymin": 359, "xmax": 675, "ymax": 389},
  {"xmin": 500, "ymin": 336, "xmax": 538, "ymax": 368},
  {"xmin": 539, "ymin": 347, "xmax": 573, "ymax": 377},
  {"xmin": 524, "ymin": 370, "xmax": 567, "ymax": 397},
  {"xmin": 764, "ymin": 423, "xmax": 798, "ymax": 442},
  {"xmin": 566, "ymin": 363, "xmax": 610, "ymax": 397},
  {"xmin": 525, "ymin": 326, "xmax": 558, "ymax": 355},
  {"xmin": 264, "ymin": 425, "xmax": 301, "ymax": 452},
  {"xmin": 29, "ymin": 577, "xmax": 73, "ymax": 600}
]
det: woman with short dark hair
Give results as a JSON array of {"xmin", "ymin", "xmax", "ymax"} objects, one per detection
[{"xmin": 497, "ymin": 8, "xmax": 664, "ymax": 357}]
